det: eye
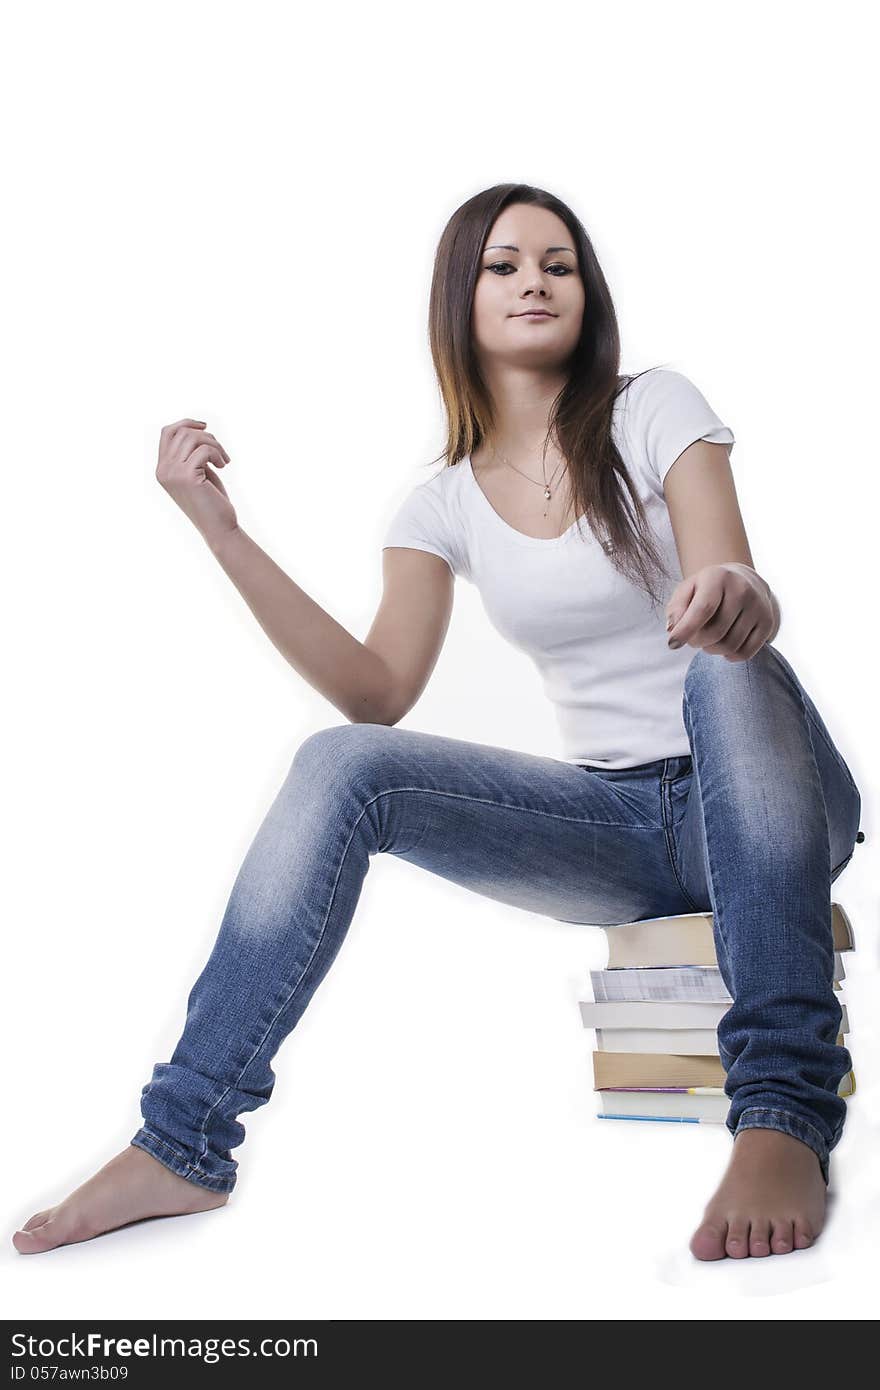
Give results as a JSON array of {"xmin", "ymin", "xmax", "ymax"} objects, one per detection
[{"xmin": 485, "ymin": 262, "xmax": 574, "ymax": 276}]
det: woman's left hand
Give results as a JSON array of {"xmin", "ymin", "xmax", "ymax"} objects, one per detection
[{"xmin": 665, "ymin": 563, "xmax": 776, "ymax": 662}]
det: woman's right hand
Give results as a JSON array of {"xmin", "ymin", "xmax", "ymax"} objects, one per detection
[{"xmin": 156, "ymin": 418, "xmax": 238, "ymax": 548}]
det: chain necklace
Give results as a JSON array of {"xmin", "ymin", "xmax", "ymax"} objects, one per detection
[
  {"xmin": 491, "ymin": 448, "xmax": 568, "ymax": 518},
  {"xmin": 489, "ymin": 447, "xmax": 613, "ymax": 552}
]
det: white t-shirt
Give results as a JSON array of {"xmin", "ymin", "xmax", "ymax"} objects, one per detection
[{"xmin": 381, "ymin": 368, "xmax": 736, "ymax": 768}]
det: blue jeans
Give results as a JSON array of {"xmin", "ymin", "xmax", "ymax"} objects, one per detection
[{"xmin": 130, "ymin": 644, "xmax": 863, "ymax": 1192}]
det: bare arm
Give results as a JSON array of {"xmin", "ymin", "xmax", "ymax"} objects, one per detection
[
  {"xmin": 208, "ymin": 526, "xmax": 393, "ymax": 724},
  {"xmin": 663, "ymin": 438, "xmax": 781, "ymax": 656},
  {"xmin": 208, "ymin": 532, "xmax": 455, "ymax": 726},
  {"xmin": 363, "ymin": 546, "xmax": 455, "ymax": 724},
  {"xmin": 156, "ymin": 420, "xmax": 453, "ymax": 724}
]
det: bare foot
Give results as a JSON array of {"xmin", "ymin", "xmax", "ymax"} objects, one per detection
[
  {"xmin": 689, "ymin": 1128, "xmax": 826, "ymax": 1260},
  {"xmin": 12, "ymin": 1145, "xmax": 229, "ymax": 1255}
]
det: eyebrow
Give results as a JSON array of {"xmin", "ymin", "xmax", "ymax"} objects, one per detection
[{"xmin": 484, "ymin": 245, "xmax": 576, "ymax": 254}]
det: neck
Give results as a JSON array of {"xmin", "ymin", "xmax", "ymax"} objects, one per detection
[{"xmin": 478, "ymin": 362, "xmax": 569, "ymax": 464}]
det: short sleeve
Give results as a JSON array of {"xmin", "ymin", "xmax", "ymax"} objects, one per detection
[
  {"xmin": 625, "ymin": 368, "xmax": 735, "ymax": 486},
  {"xmin": 381, "ymin": 472, "xmax": 462, "ymax": 578}
]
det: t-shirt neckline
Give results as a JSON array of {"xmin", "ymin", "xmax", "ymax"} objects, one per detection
[{"xmin": 463, "ymin": 456, "xmax": 587, "ymax": 548}]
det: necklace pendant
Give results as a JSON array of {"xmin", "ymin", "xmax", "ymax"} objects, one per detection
[{"xmin": 543, "ymin": 486, "xmax": 551, "ymax": 500}]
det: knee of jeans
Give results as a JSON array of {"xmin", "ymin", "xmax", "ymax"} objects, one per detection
[
  {"xmin": 290, "ymin": 722, "xmax": 399, "ymax": 797},
  {"xmin": 682, "ymin": 641, "xmax": 773, "ymax": 701},
  {"xmin": 681, "ymin": 645, "xmax": 725, "ymax": 704}
]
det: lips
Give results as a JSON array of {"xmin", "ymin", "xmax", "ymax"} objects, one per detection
[{"xmin": 515, "ymin": 310, "xmax": 556, "ymax": 317}]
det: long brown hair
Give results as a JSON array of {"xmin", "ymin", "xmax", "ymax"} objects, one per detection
[{"xmin": 426, "ymin": 182, "xmax": 673, "ymax": 610}]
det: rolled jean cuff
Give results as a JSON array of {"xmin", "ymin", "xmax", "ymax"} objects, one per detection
[
  {"xmin": 130, "ymin": 1126, "xmax": 237, "ymax": 1195},
  {"xmin": 731, "ymin": 1107, "xmax": 830, "ymax": 1186}
]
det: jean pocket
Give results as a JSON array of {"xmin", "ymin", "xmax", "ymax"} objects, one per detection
[
  {"xmin": 661, "ymin": 753, "xmax": 693, "ymax": 783},
  {"xmin": 668, "ymin": 767, "xmax": 694, "ymax": 785},
  {"xmin": 665, "ymin": 771, "xmax": 694, "ymax": 831},
  {"xmin": 831, "ymin": 848, "xmax": 855, "ymax": 883}
]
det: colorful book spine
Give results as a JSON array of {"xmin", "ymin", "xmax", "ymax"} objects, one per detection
[
  {"xmin": 597, "ymin": 1115, "xmax": 707, "ymax": 1124},
  {"xmin": 601, "ymin": 1085, "xmax": 724, "ymax": 1094}
]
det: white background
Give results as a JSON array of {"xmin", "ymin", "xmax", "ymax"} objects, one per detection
[{"xmin": 3, "ymin": 0, "xmax": 878, "ymax": 1320}]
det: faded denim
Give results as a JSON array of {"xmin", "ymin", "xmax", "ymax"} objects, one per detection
[{"xmin": 131, "ymin": 644, "xmax": 863, "ymax": 1191}]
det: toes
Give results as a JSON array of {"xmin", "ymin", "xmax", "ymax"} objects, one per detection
[
  {"xmin": 725, "ymin": 1221, "xmax": 751, "ymax": 1258},
  {"xmin": 12, "ymin": 1218, "xmax": 63, "ymax": 1255},
  {"xmin": 793, "ymin": 1222, "xmax": 815, "ymax": 1251},
  {"xmin": 749, "ymin": 1221, "xmax": 772, "ymax": 1257},
  {"xmin": 690, "ymin": 1220, "xmax": 728, "ymax": 1261},
  {"xmin": 12, "ymin": 1208, "xmax": 57, "ymax": 1250},
  {"xmin": 770, "ymin": 1219, "xmax": 794, "ymax": 1254},
  {"xmin": 21, "ymin": 1208, "xmax": 54, "ymax": 1232}
]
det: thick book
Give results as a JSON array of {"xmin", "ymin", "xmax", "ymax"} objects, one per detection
[
  {"xmin": 594, "ymin": 1050, "xmax": 726, "ymax": 1088},
  {"xmin": 601, "ymin": 901, "xmax": 855, "ymax": 969},
  {"xmin": 590, "ymin": 955, "xmax": 846, "ymax": 1003},
  {"xmin": 595, "ymin": 1024, "xmax": 848, "ymax": 1056},
  {"xmin": 596, "ymin": 1027, "xmax": 721, "ymax": 1055},
  {"xmin": 580, "ymin": 999, "xmax": 732, "ymax": 1030},
  {"xmin": 593, "ymin": 1045, "xmax": 853, "ymax": 1089},
  {"xmin": 580, "ymin": 1000, "xmax": 851, "ymax": 1032},
  {"xmin": 599, "ymin": 1088, "xmax": 731, "ymax": 1123}
]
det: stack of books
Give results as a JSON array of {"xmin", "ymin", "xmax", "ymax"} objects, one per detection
[{"xmin": 579, "ymin": 902, "xmax": 857, "ymax": 1125}]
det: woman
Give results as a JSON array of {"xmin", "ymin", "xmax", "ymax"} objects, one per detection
[{"xmin": 13, "ymin": 184, "xmax": 862, "ymax": 1261}]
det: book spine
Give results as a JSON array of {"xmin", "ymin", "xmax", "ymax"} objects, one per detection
[
  {"xmin": 598, "ymin": 1114, "xmax": 703, "ymax": 1124},
  {"xmin": 600, "ymin": 1086, "xmax": 725, "ymax": 1094}
]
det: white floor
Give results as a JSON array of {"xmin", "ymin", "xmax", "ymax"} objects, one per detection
[{"xmin": 6, "ymin": 860, "xmax": 879, "ymax": 1321}]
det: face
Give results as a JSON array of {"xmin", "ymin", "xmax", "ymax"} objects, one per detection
[{"xmin": 471, "ymin": 203, "xmax": 585, "ymax": 369}]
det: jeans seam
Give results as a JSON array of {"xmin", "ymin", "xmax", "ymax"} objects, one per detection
[
  {"xmin": 659, "ymin": 778, "xmax": 703, "ymax": 913},
  {"xmin": 365, "ymin": 786, "xmax": 658, "ymax": 831},
  {"xmin": 732, "ymin": 1107, "xmax": 832, "ymax": 1185},
  {"xmin": 770, "ymin": 644, "xmax": 860, "ymax": 800},
  {"xmin": 739, "ymin": 1100, "xmax": 828, "ymax": 1145},
  {"xmin": 734, "ymin": 1106, "xmax": 829, "ymax": 1155},
  {"xmin": 805, "ymin": 706, "xmax": 861, "ymax": 800},
  {"xmin": 138, "ymin": 1128, "xmax": 199, "ymax": 1175},
  {"xmin": 133, "ymin": 1128, "xmax": 231, "ymax": 1190},
  {"xmin": 681, "ymin": 686, "xmax": 733, "ymax": 966},
  {"xmin": 767, "ymin": 645, "xmax": 862, "ymax": 871}
]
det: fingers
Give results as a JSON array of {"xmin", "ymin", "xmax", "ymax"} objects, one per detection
[
  {"xmin": 697, "ymin": 603, "xmax": 752, "ymax": 653},
  {"xmin": 728, "ymin": 622, "xmax": 768, "ymax": 661},
  {"xmin": 180, "ymin": 431, "xmax": 230, "ymax": 465},
  {"xmin": 165, "ymin": 418, "xmax": 207, "ymax": 433},
  {"xmin": 161, "ymin": 422, "xmax": 231, "ymax": 466},
  {"xmin": 187, "ymin": 433, "xmax": 227, "ymax": 467},
  {"xmin": 186, "ymin": 442, "xmax": 230, "ymax": 473},
  {"xmin": 699, "ymin": 618, "xmax": 770, "ymax": 662},
  {"xmin": 667, "ymin": 589, "xmax": 726, "ymax": 648}
]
